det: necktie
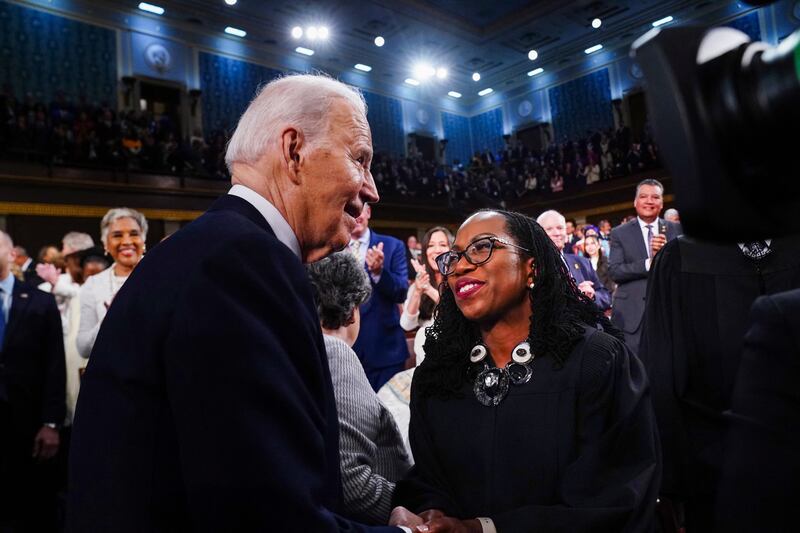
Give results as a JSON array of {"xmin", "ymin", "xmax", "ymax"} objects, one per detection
[
  {"xmin": 349, "ymin": 240, "xmax": 362, "ymax": 263},
  {"xmin": 0, "ymin": 288, "xmax": 6, "ymax": 349},
  {"xmin": 646, "ymin": 225, "xmax": 653, "ymax": 258}
]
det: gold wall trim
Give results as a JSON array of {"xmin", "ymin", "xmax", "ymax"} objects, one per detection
[
  {"xmin": 0, "ymin": 202, "xmax": 203, "ymax": 221},
  {"xmin": 563, "ymin": 194, "xmax": 675, "ymax": 219}
]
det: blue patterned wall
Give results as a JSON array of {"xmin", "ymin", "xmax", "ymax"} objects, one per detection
[
  {"xmin": 548, "ymin": 68, "xmax": 614, "ymax": 141},
  {"xmin": 0, "ymin": 3, "xmax": 116, "ymax": 105},
  {"xmin": 441, "ymin": 111, "xmax": 471, "ymax": 165},
  {"xmin": 725, "ymin": 11, "xmax": 761, "ymax": 40},
  {"xmin": 469, "ymin": 108, "xmax": 504, "ymax": 156},
  {"xmin": 199, "ymin": 51, "xmax": 282, "ymax": 134},
  {"xmin": 362, "ymin": 90, "xmax": 404, "ymax": 157}
]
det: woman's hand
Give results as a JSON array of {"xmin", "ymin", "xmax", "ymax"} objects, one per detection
[
  {"xmin": 419, "ymin": 517, "xmax": 482, "ymax": 533},
  {"xmin": 412, "ymin": 262, "xmax": 440, "ymax": 303},
  {"xmin": 389, "ymin": 506, "xmax": 425, "ymax": 529}
]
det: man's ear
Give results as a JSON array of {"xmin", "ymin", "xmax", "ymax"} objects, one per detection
[{"xmin": 281, "ymin": 126, "xmax": 305, "ymax": 185}]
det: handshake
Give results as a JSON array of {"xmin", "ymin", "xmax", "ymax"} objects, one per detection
[{"xmin": 390, "ymin": 507, "xmax": 488, "ymax": 533}]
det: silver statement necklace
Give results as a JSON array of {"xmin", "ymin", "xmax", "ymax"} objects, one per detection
[{"xmin": 470, "ymin": 340, "xmax": 535, "ymax": 407}]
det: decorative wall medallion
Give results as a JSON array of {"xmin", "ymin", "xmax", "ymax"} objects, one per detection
[
  {"xmin": 144, "ymin": 43, "xmax": 171, "ymax": 74},
  {"xmin": 517, "ymin": 100, "xmax": 533, "ymax": 117},
  {"xmin": 416, "ymin": 108, "xmax": 430, "ymax": 125}
]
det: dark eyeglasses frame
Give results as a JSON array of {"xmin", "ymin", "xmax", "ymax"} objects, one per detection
[{"xmin": 435, "ymin": 236, "xmax": 532, "ymax": 276}]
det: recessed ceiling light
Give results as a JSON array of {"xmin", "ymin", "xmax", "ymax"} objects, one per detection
[
  {"xmin": 374, "ymin": 36, "xmax": 385, "ymax": 47},
  {"xmin": 414, "ymin": 63, "xmax": 436, "ymax": 80},
  {"xmin": 592, "ymin": 18, "xmax": 602, "ymax": 29},
  {"xmin": 405, "ymin": 78, "xmax": 420, "ymax": 86},
  {"xmin": 478, "ymin": 88, "xmax": 493, "ymax": 96},
  {"xmin": 436, "ymin": 67, "xmax": 448, "ymax": 79},
  {"xmin": 224, "ymin": 26, "xmax": 246, "ymax": 38},
  {"xmin": 354, "ymin": 63, "xmax": 372, "ymax": 72},
  {"xmin": 138, "ymin": 2, "xmax": 164, "ymax": 15},
  {"xmin": 448, "ymin": 91, "xmax": 462, "ymax": 98},
  {"xmin": 472, "ymin": 72, "xmax": 481, "ymax": 82},
  {"xmin": 291, "ymin": 26, "xmax": 303, "ymax": 39},
  {"xmin": 307, "ymin": 26, "xmax": 318, "ymax": 40},
  {"xmin": 584, "ymin": 44, "xmax": 603, "ymax": 54},
  {"xmin": 295, "ymin": 46, "xmax": 314, "ymax": 56},
  {"xmin": 652, "ymin": 15, "xmax": 674, "ymax": 27},
  {"xmin": 318, "ymin": 26, "xmax": 329, "ymax": 39},
  {"xmin": 527, "ymin": 67, "xmax": 544, "ymax": 76},
  {"xmin": 527, "ymin": 49, "xmax": 538, "ymax": 61},
  {"xmin": 224, "ymin": 0, "xmax": 237, "ymax": 5}
]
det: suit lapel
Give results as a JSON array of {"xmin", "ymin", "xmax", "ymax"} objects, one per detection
[
  {"xmin": 627, "ymin": 220, "xmax": 649, "ymax": 260},
  {"xmin": 4, "ymin": 283, "xmax": 32, "ymax": 347}
]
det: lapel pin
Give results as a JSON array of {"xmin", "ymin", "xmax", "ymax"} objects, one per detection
[
  {"xmin": 573, "ymin": 263, "xmax": 579, "ymax": 270},
  {"xmin": 20, "ymin": 293, "xmax": 29, "ymax": 298}
]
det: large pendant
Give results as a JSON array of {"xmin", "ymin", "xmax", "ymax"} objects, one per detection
[{"xmin": 474, "ymin": 366, "xmax": 510, "ymax": 407}]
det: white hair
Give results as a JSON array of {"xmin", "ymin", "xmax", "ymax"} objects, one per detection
[
  {"xmin": 62, "ymin": 232, "xmax": 94, "ymax": 254},
  {"xmin": 101, "ymin": 208, "xmax": 148, "ymax": 244},
  {"xmin": 0, "ymin": 230, "xmax": 13, "ymax": 248},
  {"xmin": 536, "ymin": 210, "xmax": 565, "ymax": 226},
  {"xmin": 664, "ymin": 208, "xmax": 679, "ymax": 218},
  {"xmin": 225, "ymin": 74, "xmax": 367, "ymax": 173}
]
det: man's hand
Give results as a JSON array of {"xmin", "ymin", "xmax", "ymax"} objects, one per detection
[
  {"xmin": 32, "ymin": 426, "xmax": 60, "ymax": 460},
  {"xmin": 390, "ymin": 506, "xmax": 425, "ymax": 529},
  {"xmin": 421, "ymin": 517, "xmax": 482, "ymax": 533},
  {"xmin": 365, "ymin": 242, "xmax": 385, "ymax": 276},
  {"xmin": 650, "ymin": 234, "xmax": 667, "ymax": 257},
  {"xmin": 577, "ymin": 280, "xmax": 595, "ymax": 300},
  {"xmin": 36, "ymin": 263, "xmax": 61, "ymax": 287}
]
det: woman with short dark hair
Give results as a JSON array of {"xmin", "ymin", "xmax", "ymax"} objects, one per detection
[
  {"xmin": 393, "ymin": 209, "xmax": 659, "ymax": 532},
  {"xmin": 306, "ymin": 252, "xmax": 411, "ymax": 525}
]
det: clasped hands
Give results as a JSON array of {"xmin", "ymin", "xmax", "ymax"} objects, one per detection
[
  {"xmin": 411, "ymin": 261, "xmax": 439, "ymax": 301},
  {"xmin": 366, "ymin": 242, "xmax": 385, "ymax": 276},
  {"xmin": 390, "ymin": 507, "xmax": 482, "ymax": 533}
]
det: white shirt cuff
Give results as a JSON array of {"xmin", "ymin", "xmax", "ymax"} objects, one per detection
[
  {"xmin": 645, "ymin": 258, "xmax": 651, "ymax": 271},
  {"xmin": 397, "ymin": 527, "xmax": 413, "ymax": 533},
  {"xmin": 370, "ymin": 271, "xmax": 382, "ymax": 284},
  {"xmin": 477, "ymin": 517, "xmax": 497, "ymax": 533}
]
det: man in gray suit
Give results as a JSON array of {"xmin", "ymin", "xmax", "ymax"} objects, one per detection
[{"xmin": 609, "ymin": 178, "xmax": 681, "ymax": 354}]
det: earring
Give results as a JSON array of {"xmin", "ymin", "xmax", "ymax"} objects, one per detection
[{"xmin": 528, "ymin": 280, "xmax": 535, "ymax": 289}]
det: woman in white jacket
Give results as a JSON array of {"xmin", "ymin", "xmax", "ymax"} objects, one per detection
[{"xmin": 77, "ymin": 208, "xmax": 148, "ymax": 358}]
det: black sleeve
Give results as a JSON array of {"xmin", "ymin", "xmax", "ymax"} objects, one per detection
[
  {"xmin": 393, "ymin": 381, "xmax": 462, "ymax": 517},
  {"xmin": 163, "ymin": 235, "xmax": 399, "ymax": 533},
  {"xmin": 491, "ymin": 333, "xmax": 661, "ymax": 533},
  {"xmin": 638, "ymin": 238, "xmax": 689, "ymax": 498},
  {"xmin": 41, "ymin": 292, "xmax": 66, "ymax": 424}
]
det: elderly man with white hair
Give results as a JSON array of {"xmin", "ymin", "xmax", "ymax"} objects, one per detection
[
  {"xmin": 537, "ymin": 210, "xmax": 611, "ymax": 311},
  {"xmin": 68, "ymin": 75, "xmax": 418, "ymax": 532}
]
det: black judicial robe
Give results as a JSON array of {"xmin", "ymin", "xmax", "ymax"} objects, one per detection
[
  {"xmin": 395, "ymin": 328, "xmax": 660, "ymax": 533},
  {"xmin": 638, "ymin": 236, "xmax": 800, "ymax": 518}
]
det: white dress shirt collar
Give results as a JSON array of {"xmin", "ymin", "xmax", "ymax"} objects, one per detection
[
  {"xmin": 0, "ymin": 271, "xmax": 15, "ymax": 321},
  {"xmin": 21, "ymin": 257, "xmax": 32, "ymax": 271},
  {"xmin": 228, "ymin": 184, "xmax": 302, "ymax": 260},
  {"xmin": 637, "ymin": 217, "xmax": 660, "ymax": 235}
]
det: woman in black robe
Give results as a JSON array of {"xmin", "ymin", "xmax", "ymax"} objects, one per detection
[{"xmin": 392, "ymin": 209, "xmax": 660, "ymax": 533}]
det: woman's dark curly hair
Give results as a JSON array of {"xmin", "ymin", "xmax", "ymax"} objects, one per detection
[
  {"xmin": 414, "ymin": 209, "xmax": 622, "ymax": 399},
  {"xmin": 417, "ymin": 226, "xmax": 454, "ymax": 321},
  {"xmin": 306, "ymin": 252, "xmax": 372, "ymax": 330}
]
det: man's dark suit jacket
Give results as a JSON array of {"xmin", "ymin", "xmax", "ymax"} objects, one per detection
[
  {"xmin": 68, "ymin": 195, "xmax": 399, "ymax": 532},
  {"xmin": 563, "ymin": 253, "xmax": 611, "ymax": 310},
  {"xmin": 608, "ymin": 217, "xmax": 681, "ymax": 352},
  {"xmin": 0, "ymin": 280, "xmax": 65, "ymax": 523},
  {"xmin": 716, "ymin": 289, "xmax": 800, "ymax": 532},
  {"xmin": 352, "ymin": 230, "xmax": 408, "ymax": 390}
]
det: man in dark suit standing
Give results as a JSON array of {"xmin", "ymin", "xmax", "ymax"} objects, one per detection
[
  {"xmin": 537, "ymin": 210, "xmax": 611, "ymax": 311},
  {"xmin": 609, "ymin": 178, "xmax": 681, "ymax": 354},
  {"xmin": 69, "ymin": 75, "xmax": 417, "ymax": 532},
  {"xmin": 349, "ymin": 204, "xmax": 409, "ymax": 390},
  {"xmin": 0, "ymin": 231, "xmax": 65, "ymax": 532}
]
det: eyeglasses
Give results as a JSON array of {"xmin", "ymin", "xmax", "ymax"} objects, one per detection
[{"xmin": 435, "ymin": 236, "xmax": 532, "ymax": 276}]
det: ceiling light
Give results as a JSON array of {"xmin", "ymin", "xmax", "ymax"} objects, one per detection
[
  {"xmin": 225, "ymin": 26, "xmax": 246, "ymax": 38},
  {"xmin": 307, "ymin": 26, "xmax": 318, "ymax": 40},
  {"xmin": 527, "ymin": 67, "xmax": 544, "ymax": 76},
  {"xmin": 138, "ymin": 2, "xmax": 164, "ymax": 15},
  {"xmin": 291, "ymin": 26, "xmax": 303, "ymax": 39},
  {"xmin": 584, "ymin": 43, "xmax": 603, "ymax": 54},
  {"xmin": 414, "ymin": 63, "xmax": 436, "ymax": 80},
  {"xmin": 374, "ymin": 36, "xmax": 385, "ymax": 47},
  {"xmin": 405, "ymin": 78, "xmax": 420, "ymax": 86},
  {"xmin": 224, "ymin": 0, "xmax": 237, "ymax": 5},
  {"xmin": 448, "ymin": 91, "xmax": 462, "ymax": 98},
  {"xmin": 354, "ymin": 63, "xmax": 372, "ymax": 72},
  {"xmin": 318, "ymin": 26, "xmax": 329, "ymax": 39},
  {"xmin": 478, "ymin": 88, "xmax": 493, "ymax": 96},
  {"xmin": 652, "ymin": 15, "xmax": 674, "ymax": 27},
  {"xmin": 436, "ymin": 67, "xmax": 448, "ymax": 79},
  {"xmin": 592, "ymin": 18, "xmax": 602, "ymax": 29},
  {"xmin": 527, "ymin": 49, "xmax": 538, "ymax": 61},
  {"xmin": 295, "ymin": 46, "xmax": 314, "ymax": 56},
  {"xmin": 472, "ymin": 72, "xmax": 481, "ymax": 82}
]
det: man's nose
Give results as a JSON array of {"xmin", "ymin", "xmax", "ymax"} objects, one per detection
[{"xmin": 361, "ymin": 170, "xmax": 380, "ymax": 204}]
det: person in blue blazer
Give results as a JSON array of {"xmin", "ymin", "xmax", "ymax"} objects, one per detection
[
  {"xmin": 609, "ymin": 179, "xmax": 681, "ymax": 354},
  {"xmin": 349, "ymin": 204, "xmax": 409, "ymax": 391},
  {"xmin": 537, "ymin": 210, "xmax": 611, "ymax": 311},
  {"xmin": 68, "ymin": 75, "xmax": 416, "ymax": 533}
]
